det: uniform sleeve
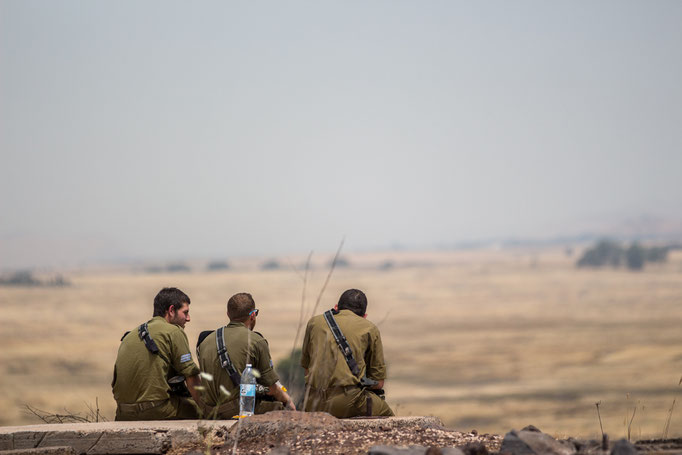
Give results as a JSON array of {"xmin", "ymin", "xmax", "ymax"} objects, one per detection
[
  {"xmin": 170, "ymin": 328, "xmax": 201, "ymax": 378},
  {"xmin": 365, "ymin": 326, "xmax": 387, "ymax": 381},
  {"xmin": 254, "ymin": 338, "xmax": 279, "ymax": 387},
  {"xmin": 300, "ymin": 320, "xmax": 313, "ymax": 369}
]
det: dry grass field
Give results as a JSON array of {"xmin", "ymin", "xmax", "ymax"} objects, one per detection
[{"xmin": 1, "ymin": 247, "xmax": 681, "ymax": 440}]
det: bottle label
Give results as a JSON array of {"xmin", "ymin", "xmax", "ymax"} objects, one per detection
[{"xmin": 240, "ymin": 384, "xmax": 256, "ymax": 397}]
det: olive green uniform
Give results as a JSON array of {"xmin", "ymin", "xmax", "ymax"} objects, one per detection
[
  {"xmin": 112, "ymin": 316, "xmax": 201, "ymax": 420},
  {"xmin": 197, "ymin": 322, "xmax": 283, "ymax": 418},
  {"xmin": 301, "ymin": 309, "xmax": 394, "ymax": 418}
]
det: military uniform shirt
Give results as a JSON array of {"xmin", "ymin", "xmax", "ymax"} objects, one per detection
[
  {"xmin": 112, "ymin": 316, "xmax": 200, "ymax": 404},
  {"xmin": 197, "ymin": 321, "xmax": 279, "ymax": 407},
  {"xmin": 301, "ymin": 309, "xmax": 387, "ymax": 389}
]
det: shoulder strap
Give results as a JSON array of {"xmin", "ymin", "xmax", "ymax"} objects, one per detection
[
  {"xmin": 138, "ymin": 322, "xmax": 160, "ymax": 354},
  {"xmin": 323, "ymin": 309, "xmax": 360, "ymax": 376},
  {"xmin": 216, "ymin": 326, "xmax": 242, "ymax": 387},
  {"xmin": 196, "ymin": 330, "xmax": 214, "ymax": 360}
]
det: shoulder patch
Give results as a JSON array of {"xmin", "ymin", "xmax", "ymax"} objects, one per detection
[{"xmin": 180, "ymin": 353, "xmax": 192, "ymax": 363}]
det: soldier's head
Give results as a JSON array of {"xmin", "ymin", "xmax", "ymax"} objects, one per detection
[
  {"xmin": 227, "ymin": 292, "xmax": 258, "ymax": 330},
  {"xmin": 336, "ymin": 289, "xmax": 367, "ymax": 317},
  {"xmin": 154, "ymin": 287, "xmax": 191, "ymax": 328}
]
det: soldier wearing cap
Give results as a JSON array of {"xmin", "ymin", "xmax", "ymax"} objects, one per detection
[
  {"xmin": 112, "ymin": 287, "xmax": 203, "ymax": 420},
  {"xmin": 301, "ymin": 288, "xmax": 394, "ymax": 418},
  {"xmin": 196, "ymin": 292, "xmax": 295, "ymax": 417}
]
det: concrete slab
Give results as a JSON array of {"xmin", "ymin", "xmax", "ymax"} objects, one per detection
[
  {"xmin": 0, "ymin": 446, "xmax": 76, "ymax": 455},
  {"xmin": 12, "ymin": 433, "xmax": 45, "ymax": 450},
  {"xmin": 0, "ymin": 434, "xmax": 13, "ymax": 451},
  {"xmin": 38, "ymin": 432, "xmax": 101, "ymax": 455},
  {"xmin": 0, "ymin": 421, "xmax": 234, "ymax": 454},
  {"xmin": 0, "ymin": 421, "xmax": 234, "ymax": 435}
]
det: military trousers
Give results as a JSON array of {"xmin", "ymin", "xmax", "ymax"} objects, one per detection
[
  {"xmin": 115, "ymin": 396, "xmax": 200, "ymax": 421},
  {"xmin": 304, "ymin": 385, "xmax": 394, "ymax": 418}
]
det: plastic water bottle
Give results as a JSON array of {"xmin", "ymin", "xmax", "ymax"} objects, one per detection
[{"xmin": 239, "ymin": 363, "xmax": 256, "ymax": 417}]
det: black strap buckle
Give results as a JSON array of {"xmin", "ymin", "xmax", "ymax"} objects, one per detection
[{"xmin": 138, "ymin": 322, "xmax": 160, "ymax": 354}]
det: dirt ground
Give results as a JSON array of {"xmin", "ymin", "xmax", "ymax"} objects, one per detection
[{"xmin": 168, "ymin": 412, "xmax": 502, "ymax": 455}]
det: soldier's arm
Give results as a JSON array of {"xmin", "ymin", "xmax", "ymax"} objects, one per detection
[
  {"xmin": 366, "ymin": 326, "xmax": 388, "ymax": 388},
  {"xmin": 371, "ymin": 379, "xmax": 385, "ymax": 389},
  {"xmin": 300, "ymin": 321, "xmax": 312, "ymax": 370},
  {"xmin": 267, "ymin": 382, "xmax": 296, "ymax": 410},
  {"xmin": 185, "ymin": 374, "xmax": 205, "ymax": 408}
]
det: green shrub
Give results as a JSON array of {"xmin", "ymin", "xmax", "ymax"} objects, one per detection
[{"xmin": 275, "ymin": 349, "xmax": 306, "ymax": 408}]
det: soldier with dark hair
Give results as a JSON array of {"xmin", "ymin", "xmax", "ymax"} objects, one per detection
[
  {"xmin": 112, "ymin": 287, "xmax": 203, "ymax": 420},
  {"xmin": 301, "ymin": 289, "xmax": 394, "ymax": 418},
  {"xmin": 197, "ymin": 293, "xmax": 295, "ymax": 417}
]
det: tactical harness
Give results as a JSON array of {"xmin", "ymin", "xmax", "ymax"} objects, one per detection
[
  {"xmin": 216, "ymin": 326, "xmax": 242, "ymax": 387},
  {"xmin": 196, "ymin": 328, "xmax": 273, "ymax": 401},
  {"xmin": 117, "ymin": 323, "xmax": 187, "ymax": 397},
  {"xmin": 322, "ymin": 309, "xmax": 384, "ymax": 416},
  {"xmin": 323, "ymin": 309, "xmax": 360, "ymax": 376},
  {"xmin": 138, "ymin": 322, "xmax": 160, "ymax": 354}
]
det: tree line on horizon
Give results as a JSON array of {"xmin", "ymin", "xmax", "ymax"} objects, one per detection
[{"xmin": 576, "ymin": 239, "xmax": 676, "ymax": 271}]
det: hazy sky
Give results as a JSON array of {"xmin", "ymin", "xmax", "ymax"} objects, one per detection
[{"xmin": 1, "ymin": 1, "xmax": 681, "ymax": 268}]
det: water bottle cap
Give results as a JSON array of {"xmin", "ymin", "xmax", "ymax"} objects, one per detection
[{"xmin": 246, "ymin": 363, "xmax": 252, "ymax": 367}]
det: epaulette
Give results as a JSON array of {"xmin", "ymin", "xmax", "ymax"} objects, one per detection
[
  {"xmin": 120, "ymin": 331, "xmax": 131, "ymax": 342},
  {"xmin": 254, "ymin": 331, "xmax": 269, "ymax": 346}
]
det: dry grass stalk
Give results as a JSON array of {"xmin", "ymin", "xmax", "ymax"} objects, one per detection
[
  {"xmin": 287, "ymin": 250, "xmax": 313, "ymax": 387},
  {"xmin": 663, "ymin": 398, "xmax": 677, "ymax": 439},
  {"xmin": 308, "ymin": 238, "xmax": 344, "ymax": 320},
  {"xmin": 25, "ymin": 398, "xmax": 106, "ymax": 424},
  {"xmin": 627, "ymin": 405, "xmax": 637, "ymax": 441},
  {"xmin": 595, "ymin": 401, "xmax": 604, "ymax": 440}
]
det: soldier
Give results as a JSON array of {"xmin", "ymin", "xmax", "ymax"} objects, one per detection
[
  {"xmin": 197, "ymin": 292, "xmax": 295, "ymax": 417},
  {"xmin": 301, "ymin": 288, "xmax": 394, "ymax": 418},
  {"xmin": 112, "ymin": 287, "xmax": 203, "ymax": 420}
]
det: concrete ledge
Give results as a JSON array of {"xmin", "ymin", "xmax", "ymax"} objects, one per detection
[
  {"xmin": 0, "ymin": 421, "xmax": 234, "ymax": 455},
  {"xmin": 0, "ymin": 447, "xmax": 77, "ymax": 455}
]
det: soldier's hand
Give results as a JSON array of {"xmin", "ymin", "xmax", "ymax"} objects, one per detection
[{"xmin": 285, "ymin": 399, "xmax": 296, "ymax": 411}]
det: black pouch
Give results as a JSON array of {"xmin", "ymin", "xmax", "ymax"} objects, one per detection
[{"xmin": 168, "ymin": 375, "xmax": 191, "ymax": 397}]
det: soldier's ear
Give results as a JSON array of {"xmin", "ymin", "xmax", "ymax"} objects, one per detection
[
  {"xmin": 363, "ymin": 313, "xmax": 367, "ymax": 319},
  {"xmin": 334, "ymin": 304, "xmax": 339, "ymax": 311},
  {"xmin": 167, "ymin": 305, "xmax": 176, "ymax": 317}
]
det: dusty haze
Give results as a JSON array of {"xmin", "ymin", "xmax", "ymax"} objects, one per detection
[{"xmin": 1, "ymin": 1, "xmax": 682, "ymax": 268}]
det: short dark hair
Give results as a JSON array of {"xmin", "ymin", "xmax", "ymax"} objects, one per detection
[
  {"xmin": 153, "ymin": 287, "xmax": 191, "ymax": 317},
  {"xmin": 338, "ymin": 289, "xmax": 367, "ymax": 316},
  {"xmin": 227, "ymin": 293, "xmax": 255, "ymax": 321}
]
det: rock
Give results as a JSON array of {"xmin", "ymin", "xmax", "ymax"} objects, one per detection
[
  {"xmin": 441, "ymin": 449, "xmax": 466, "ymax": 455},
  {"xmin": 521, "ymin": 425, "xmax": 541, "ymax": 433},
  {"xmin": 500, "ymin": 429, "xmax": 573, "ymax": 455},
  {"xmin": 367, "ymin": 447, "xmax": 464, "ymax": 455},
  {"xmin": 500, "ymin": 431, "xmax": 535, "ymax": 455},
  {"xmin": 610, "ymin": 439, "xmax": 637, "ymax": 455},
  {"xmin": 368, "ymin": 446, "xmax": 431, "ymax": 455},
  {"xmin": 267, "ymin": 446, "xmax": 291, "ymax": 455},
  {"xmin": 460, "ymin": 441, "xmax": 488, "ymax": 455}
]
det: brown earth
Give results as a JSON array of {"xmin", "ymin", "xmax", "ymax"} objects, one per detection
[{"xmin": 167, "ymin": 412, "xmax": 502, "ymax": 455}]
